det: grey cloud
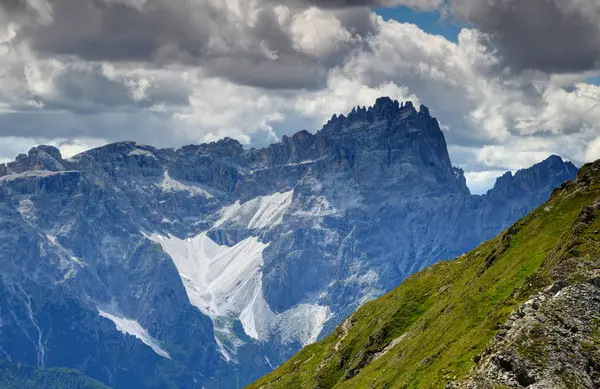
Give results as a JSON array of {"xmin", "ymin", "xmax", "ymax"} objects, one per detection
[
  {"xmin": 204, "ymin": 57, "xmax": 328, "ymax": 90},
  {"xmin": 0, "ymin": 0, "xmax": 40, "ymax": 18},
  {"xmin": 332, "ymin": 7, "xmax": 378, "ymax": 37},
  {"xmin": 13, "ymin": 61, "xmax": 191, "ymax": 114},
  {"xmin": 0, "ymin": 0, "xmax": 29, "ymax": 13},
  {"xmin": 45, "ymin": 66, "xmax": 138, "ymax": 112},
  {"xmin": 18, "ymin": 0, "xmax": 213, "ymax": 62},
  {"xmin": 3, "ymin": 0, "xmax": 378, "ymax": 90},
  {"xmin": 450, "ymin": 0, "xmax": 600, "ymax": 73},
  {"xmin": 0, "ymin": 109, "xmax": 182, "ymax": 146}
]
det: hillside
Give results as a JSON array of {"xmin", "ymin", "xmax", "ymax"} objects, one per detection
[
  {"xmin": 248, "ymin": 160, "xmax": 600, "ymax": 388},
  {"xmin": 0, "ymin": 360, "xmax": 110, "ymax": 389}
]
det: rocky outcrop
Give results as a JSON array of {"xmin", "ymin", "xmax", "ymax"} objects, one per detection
[
  {"xmin": 452, "ymin": 281, "xmax": 600, "ymax": 389},
  {"xmin": 0, "ymin": 146, "xmax": 69, "ymax": 176}
]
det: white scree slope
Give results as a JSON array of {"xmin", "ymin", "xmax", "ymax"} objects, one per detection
[
  {"xmin": 149, "ymin": 233, "xmax": 330, "ymax": 346},
  {"xmin": 149, "ymin": 190, "xmax": 330, "ymax": 359},
  {"xmin": 98, "ymin": 310, "xmax": 171, "ymax": 359},
  {"xmin": 214, "ymin": 190, "xmax": 293, "ymax": 230}
]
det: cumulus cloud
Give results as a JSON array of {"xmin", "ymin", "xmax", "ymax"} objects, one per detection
[
  {"xmin": 586, "ymin": 137, "xmax": 600, "ymax": 163},
  {"xmin": 294, "ymin": 71, "xmax": 417, "ymax": 122}
]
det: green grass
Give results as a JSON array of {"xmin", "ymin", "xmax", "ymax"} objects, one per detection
[{"xmin": 248, "ymin": 161, "xmax": 600, "ymax": 389}]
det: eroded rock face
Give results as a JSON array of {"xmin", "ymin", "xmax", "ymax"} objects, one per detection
[
  {"xmin": 453, "ymin": 281, "xmax": 600, "ymax": 389},
  {"xmin": 0, "ymin": 98, "xmax": 578, "ymax": 388}
]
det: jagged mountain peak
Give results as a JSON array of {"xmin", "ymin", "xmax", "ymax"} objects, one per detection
[
  {"xmin": 526, "ymin": 154, "xmax": 577, "ymax": 173},
  {"xmin": 29, "ymin": 145, "xmax": 63, "ymax": 161},
  {"xmin": 488, "ymin": 155, "xmax": 579, "ymax": 198},
  {"xmin": 0, "ymin": 145, "xmax": 67, "ymax": 177},
  {"xmin": 326, "ymin": 97, "xmax": 426, "ymax": 127},
  {"xmin": 174, "ymin": 137, "xmax": 245, "ymax": 160}
]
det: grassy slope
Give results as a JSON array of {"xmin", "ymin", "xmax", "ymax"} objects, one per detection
[
  {"xmin": 248, "ymin": 161, "xmax": 600, "ymax": 389},
  {"xmin": 0, "ymin": 360, "xmax": 111, "ymax": 389}
]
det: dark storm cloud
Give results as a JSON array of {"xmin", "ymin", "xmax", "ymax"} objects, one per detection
[
  {"xmin": 0, "ymin": 0, "xmax": 43, "ymax": 16},
  {"xmin": 0, "ymin": 0, "xmax": 28, "ymax": 13},
  {"xmin": 42, "ymin": 66, "xmax": 191, "ymax": 113},
  {"xmin": 1, "ymin": 0, "xmax": 378, "ymax": 90},
  {"xmin": 450, "ymin": 0, "xmax": 600, "ymax": 73},
  {"xmin": 15, "ymin": 0, "xmax": 215, "ymax": 62}
]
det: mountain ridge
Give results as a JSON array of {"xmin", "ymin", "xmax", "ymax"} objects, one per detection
[{"xmin": 0, "ymin": 98, "xmax": 578, "ymax": 388}]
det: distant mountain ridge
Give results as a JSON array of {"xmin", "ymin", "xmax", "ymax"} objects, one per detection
[{"xmin": 0, "ymin": 97, "xmax": 577, "ymax": 388}]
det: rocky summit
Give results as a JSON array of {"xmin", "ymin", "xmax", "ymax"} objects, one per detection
[{"xmin": 0, "ymin": 97, "xmax": 577, "ymax": 388}]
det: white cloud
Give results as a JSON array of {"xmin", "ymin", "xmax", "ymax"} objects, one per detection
[
  {"xmin": 464, "ymin": 170, "xmax": 507, "ymax": 195},
  {"xmin": 586, "ymin": 137, "xmax": 600, "ymax": 162},
  {"xmin": 294, "ymin": 70, "xmax": 416, "ymax": 124},
  {"xmin": 0, "ymin": 136, "xmax": 107, "ymax": 162},
  {"xmin": 290, "ymin": 7, "xmax": 355, "ymax": 58}
]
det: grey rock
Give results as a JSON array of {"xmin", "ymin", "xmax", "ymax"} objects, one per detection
[
  {"xmin": 455, "ymin": 282, "xmax": 600, "ymax": 389},
  {"xmin": 544, "ymin": 280, "xmax": 570, "ymax": 296}
]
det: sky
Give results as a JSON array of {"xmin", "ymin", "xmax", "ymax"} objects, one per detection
[{"xmin": 0, "ymin": 0, "xmax": 600, "ymax": 194}]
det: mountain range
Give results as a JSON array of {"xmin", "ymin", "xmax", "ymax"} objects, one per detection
[{"xmin": 0, "ymin": 97, "xmax": 578, "ymax": 388}]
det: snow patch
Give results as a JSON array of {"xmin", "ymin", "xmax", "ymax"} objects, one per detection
[
  {"xmin": 98, "ymin": 310, "xmax": 171, "ymax": 359},
  {"xmin": 158, "ymin": 171, "xmax": 214, "ymax": 198},
  {"xmin": 214, "ymin": 190, "xmax": 293, "ymax": 230}
]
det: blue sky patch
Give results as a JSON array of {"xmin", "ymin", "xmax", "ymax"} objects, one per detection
[
  {"xmin": 375, "ymin": 6, "xmax": 462, "ymax": 42},
  {"xmin": 586, "ymin": 75, "xmax": 600, "ymax": 86}
]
